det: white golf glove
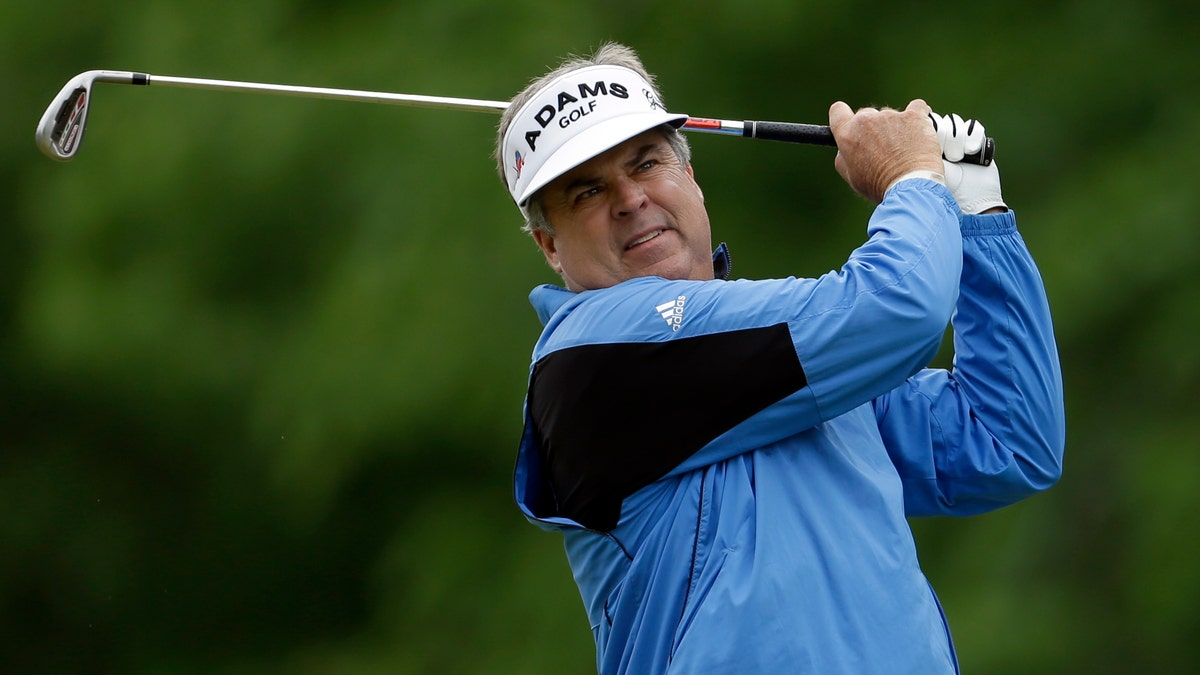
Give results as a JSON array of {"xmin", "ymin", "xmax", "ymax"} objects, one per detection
[{"xmin": 931, "ymin": 113, "xmax": 1007, "ymax": 214}]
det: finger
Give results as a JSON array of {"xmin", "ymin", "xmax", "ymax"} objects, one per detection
[
  {"xmin": 932, "ymin": 114, "xmax": 950, "ymax": 154},
  {"xmin": 834, "ymin": 151, "xmax": 848, "ymax": 179},
  {"xmin": 942, "ymin": 113, "xmax": 967, "ymax": 162},
  {"xmin": 833, "ymin": 151, "xmax": 855, "ymax": 192},
  {"xmin": 962, "ymin": 118, "xmax": 986, "ymax": 156}
]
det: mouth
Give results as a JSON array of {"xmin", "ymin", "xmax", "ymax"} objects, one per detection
[{"xmin": 626, "ymin": 229, "xmax": 665, "ymax": 250}]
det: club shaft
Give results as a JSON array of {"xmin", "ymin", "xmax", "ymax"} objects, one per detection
[{"xmin": 91, "ymin": 71, "xmax": 840, "ymax": 142}]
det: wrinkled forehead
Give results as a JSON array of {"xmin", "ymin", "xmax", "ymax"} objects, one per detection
[{"xmin": 501, "ymin": 64, "xmax": 686, "ymax": 210}]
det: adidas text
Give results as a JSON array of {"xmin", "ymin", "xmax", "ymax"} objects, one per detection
[{"xmin": 655, "ymin": 295, "xmax": 687, "ymax": 332}]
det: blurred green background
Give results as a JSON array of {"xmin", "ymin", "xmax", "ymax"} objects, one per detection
[{"xmin": 3, "ymin": 0, "xmax": 1197, "ymax": 672}]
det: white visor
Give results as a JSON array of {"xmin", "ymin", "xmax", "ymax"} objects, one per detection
[{"xmin": 502, "ymin": 64, "xmax": 687, "ymax": 210}]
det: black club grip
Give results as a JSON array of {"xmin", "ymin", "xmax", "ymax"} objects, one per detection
[{"xmin": 745, "ymin": 120, "xmax": 995, "ymax": 166}]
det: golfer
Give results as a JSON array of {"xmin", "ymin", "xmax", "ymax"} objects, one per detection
[{"xmin": 497, "ymin": 43, "xmax": 1064, "ymax": 674}]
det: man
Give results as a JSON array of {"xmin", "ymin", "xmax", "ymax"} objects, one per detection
[{"xmin": 496, "ymin": 43, "xmax": 1064, "ymax": 674}]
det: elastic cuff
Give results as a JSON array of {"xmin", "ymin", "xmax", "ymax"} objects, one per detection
[
  {"xmin": 961, "ymin": 208, "xmax": 1017, "ymax": 236},
  {"xmin": 886, "ymin": 170, "xmax": 946, "ymax": 194}
]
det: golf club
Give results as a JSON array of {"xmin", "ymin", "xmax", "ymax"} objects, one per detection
[{"xmin": 36, "ymin": 70, "xmax": 994, "ymax": 165}]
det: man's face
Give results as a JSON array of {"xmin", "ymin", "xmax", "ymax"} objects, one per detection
[{"xmin": 532, "ymin": 130, "xmax": 713, "ymax": 292}]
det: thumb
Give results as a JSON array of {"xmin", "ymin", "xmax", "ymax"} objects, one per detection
[
  {"xmin": 905, "ymin": 98, "xmax": 932, "ymax": 116},
  {"xmin": 942, "ymin": 159, "xmax": 965, "ymax": 192},
  {"xmin": 828, "ymin": 101, "xmax": 853, "ymax": 135}
]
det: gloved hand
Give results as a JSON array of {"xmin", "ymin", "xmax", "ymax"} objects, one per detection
[{"xmin": 931, "ymin": 113, "xmax": 1007, "ymax": 214}]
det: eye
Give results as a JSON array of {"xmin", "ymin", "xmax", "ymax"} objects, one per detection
[
  {"xmin": 573, "ymin": 186, "xmax": 602, "ymax": 203},
  {"xmin": 637, "ymin": 158, "xmax": 658, "ymax": 172}
]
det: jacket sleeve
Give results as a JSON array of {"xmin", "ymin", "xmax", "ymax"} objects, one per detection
[
  {"xmin": 871, "ymin": 210, "xmax": 1066, "ymax": 516},
  {"xmin": 518, "ymin": 180, "xmax": 964, "ymax": 530},
  {"xmin": 663, "ymin": 180, "xmax": 964, "ymax": 476}
]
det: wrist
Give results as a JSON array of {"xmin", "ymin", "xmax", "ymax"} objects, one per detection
[{"xmin": 886, "ymin": 169, "xmax": 946, "ymax": 193}]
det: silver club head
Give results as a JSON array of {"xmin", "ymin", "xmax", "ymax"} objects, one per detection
[
  {"xmin": 35, "ymin": 71, "xmax": 100, "ymax": 160},
  {"xmin": 36, "ymin": 71, "xmax": 138, "ymax": 161}
]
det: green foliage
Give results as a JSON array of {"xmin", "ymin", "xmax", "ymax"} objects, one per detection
[{"xmin": 3, "ymin": 0, "xmax": 1198, "ymax": 672}]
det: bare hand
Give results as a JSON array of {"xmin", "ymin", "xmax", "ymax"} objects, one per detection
[{"xmin": 829, "ymin": 99, "xmax": 944, "ymax": 203}]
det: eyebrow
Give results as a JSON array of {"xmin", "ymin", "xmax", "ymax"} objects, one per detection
[{"xmin": 559, "ymin": 142, "xmax": 666, "ymax": 196}]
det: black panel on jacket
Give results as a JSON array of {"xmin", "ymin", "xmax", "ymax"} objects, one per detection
[{"xmin": 527, "ymin": 323, "xmax": 806, "ymax": 531}]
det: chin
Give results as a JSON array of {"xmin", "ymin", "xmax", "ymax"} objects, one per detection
[{"xmin": 643, "ymin": 264, "xmax": 699, "ymax": 282}]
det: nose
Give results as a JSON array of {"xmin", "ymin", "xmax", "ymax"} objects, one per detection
[{"xmin": 610, "ymin": 176, "xmax": 648, "ymax": 218}]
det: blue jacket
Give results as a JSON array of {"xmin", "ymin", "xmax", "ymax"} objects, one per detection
[{"xmin": 513, "ymin": 179, "xmax": 1065, "ymax": 674}]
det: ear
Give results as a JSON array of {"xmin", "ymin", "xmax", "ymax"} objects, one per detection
[
  {"xmin": 531, "ymin": 229, "xmax": 563, "ymax": 274},
  {"xmin": 686, "ymin": 163, "xmax": 704, "ymax": 202}
]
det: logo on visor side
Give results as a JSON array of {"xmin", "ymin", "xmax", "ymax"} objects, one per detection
[
  {"xmin": 643, "ymin": 89, "xmax": 665, "ymax": 111},
  {"xmin": 512, "ymin": 150, "xmax": 524, "ymax": 180},
  {"xmin": 522, "ymin": 80, "xmax": 630, "ymax": 153}
]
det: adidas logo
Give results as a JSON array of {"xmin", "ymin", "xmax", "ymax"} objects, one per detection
[{"xmin": 655, "ymin": 295, "xmax": 687, "ymax": 332}]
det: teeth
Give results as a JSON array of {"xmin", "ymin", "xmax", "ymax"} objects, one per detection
[{"xmin": 629, "ymin": 230, "xmax": 662, "ymax": 248}]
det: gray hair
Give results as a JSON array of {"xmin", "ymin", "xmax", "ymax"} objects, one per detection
[{"xmin": 494, "ymin": 42, "xmax": 692, "ymax": 236}]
